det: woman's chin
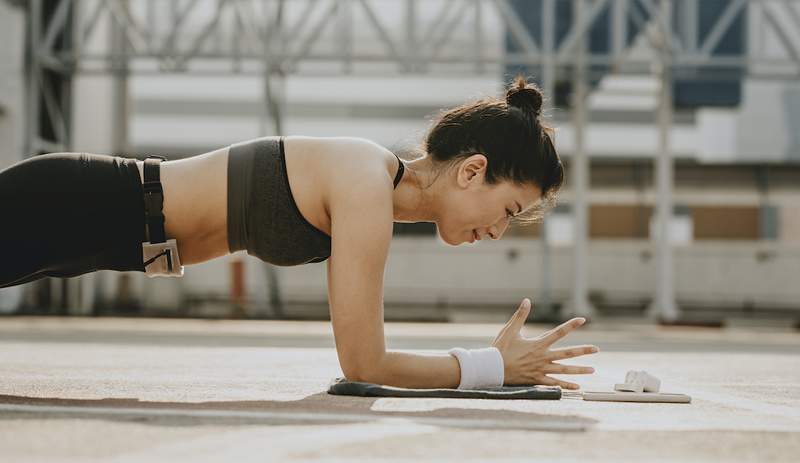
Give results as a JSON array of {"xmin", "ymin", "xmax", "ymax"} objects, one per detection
[{"xmin": 437, "ymin": 229, "xmax": 465, "ymax": 246}]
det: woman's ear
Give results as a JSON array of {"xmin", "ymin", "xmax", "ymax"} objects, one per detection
[{"xmin": 458, "ymin": 153, "xmax": 488, "ymax": 187}]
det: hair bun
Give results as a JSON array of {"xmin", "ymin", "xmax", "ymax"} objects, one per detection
[{"xmin": 505, "ymin": 75, "xmax": 543, "ymax": 118}]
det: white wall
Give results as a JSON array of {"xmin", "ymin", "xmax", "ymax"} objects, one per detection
[
  {"xmin": 108, "ymin": 238, "xmax": 800, "ymax": 313},
  {"xmin": 0, "ymin": 2, "xmax": 25, "ymax": 172},
  {"xmin": 0, "ymin": 3, "xmax": 26, "ymax": 313}
]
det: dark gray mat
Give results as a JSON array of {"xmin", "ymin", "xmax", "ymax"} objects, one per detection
[{"xmin": 327, "ymin": 377, "xmax": 562, "ymax": 400}]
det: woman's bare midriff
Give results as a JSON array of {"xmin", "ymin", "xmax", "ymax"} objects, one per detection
[
  {"xmin": 134, "ymin": 136, "xmax": 397, "ymax": 266},
  {"xmin": 135, "ymin": 148, "xmax": 230, "ymax": 265}
]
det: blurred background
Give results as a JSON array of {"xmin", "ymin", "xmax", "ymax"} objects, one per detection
[{"xmin": 0, "ymin": 0, "xmax": 798, "ymax": 326}]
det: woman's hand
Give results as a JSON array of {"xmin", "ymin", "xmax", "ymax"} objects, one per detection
[{"xmin": 492, "ymin": 298, "xmax": 599, "ymax": 389}]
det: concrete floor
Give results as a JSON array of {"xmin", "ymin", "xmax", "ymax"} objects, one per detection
[{"xmin": 0, "ymin": 315, "xmax": 798, "ymax": 462}]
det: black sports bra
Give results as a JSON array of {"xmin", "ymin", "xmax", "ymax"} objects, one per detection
[{"xmin": 226, "ymin": 136, "xmax": 405, "ymax": 265}]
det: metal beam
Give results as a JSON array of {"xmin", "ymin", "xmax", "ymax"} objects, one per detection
[
  {"xmin": 568, "ymin": 0, "xmax": 595, "ymax": 320},
  {"xmin": 556, "ymin": 0, "xmax": 609, "ymax": 60},
  {"xmin": 41, "ymin": 0, "xmax": 72, "ymax": 53},
  {"xmin": 493, "ymin": 0, "xmax": 540, "ymax": 55},
  {"xmin": 24, "ymin": 0, "xmax": 42, "ymax": 158},
  {"xmin": 538, "ymin": 0, "xmax": 556, "ymax": 320},
  {"xmin": 29, "ymin": 0, "xmax": 798, "ymax": 80},
  {"xmin": 427, "ymin": 0, "xmax": 470, "ymax": 62},
  {"xmin": 284, "ymin": 0, "xmax": 338, "ymax": 71},
  {"xmin": 647, "ymin": 0, "xmax": 679, "ymax": 323},
  {"xmin": 761, "ymin": 1, "xmax": 800, "ymax": 64},
  {"xmin": 698, "ymin": 0, "xmax": 747, "ymax": 57},
  {"xmin": 358, "ymin": 0, "xmax": 403, "ymax": 64}
]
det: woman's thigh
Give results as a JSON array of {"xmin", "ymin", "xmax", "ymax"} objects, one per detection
[{"xmin": 0, "ymin": 152, "xmax": 146, "ymax": 288}]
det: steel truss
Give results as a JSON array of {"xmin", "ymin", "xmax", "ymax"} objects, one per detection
[
  {"xmin": 25, "ymin": 0, "xmax": 800, "ymax": 75},
  {"xmin": 18, "ymin": 0, "xmax": 800, "ymax": 321}
]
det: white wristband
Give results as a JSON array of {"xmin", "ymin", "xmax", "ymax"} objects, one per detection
[{"xmin": 447, "ymin": 347, "xmax": 505, "ymax": 390}]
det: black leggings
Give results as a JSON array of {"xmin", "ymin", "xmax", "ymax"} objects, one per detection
[{"xmin": 0, "ymin": 153, "xmax": 147, "ymax": 289}]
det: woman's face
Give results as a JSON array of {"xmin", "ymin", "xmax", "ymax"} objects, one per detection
[{"xmin": 435, "ymin": 154, "xmax": 542, "ymax": 245}]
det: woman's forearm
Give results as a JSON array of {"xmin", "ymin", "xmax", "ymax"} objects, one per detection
[{"xmin": 366, "ymin": 350, "xmax": 462, "ymax": 389}]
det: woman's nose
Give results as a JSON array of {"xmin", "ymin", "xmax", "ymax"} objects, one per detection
[{"xmin": 489, "ymin": 219, "xmax": 510, "ymax": 240}]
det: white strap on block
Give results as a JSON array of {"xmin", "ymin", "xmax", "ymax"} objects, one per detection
[
  {"xmin": 448, "ymin": 347, "xmax": 505, "ymax": 390},
  {"xmin": 614, "ymin": 370, "xmax": 661, "ymax": 393}
]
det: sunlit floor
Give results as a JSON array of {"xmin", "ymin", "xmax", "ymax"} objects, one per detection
[{"xmin": 0, "ymin": 315, "xmax": 798, "ymax": 462}]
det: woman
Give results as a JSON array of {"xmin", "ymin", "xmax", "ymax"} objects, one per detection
[{"xmin": 0, "ymin": 75, "xmax": 599, "ymax": 390}]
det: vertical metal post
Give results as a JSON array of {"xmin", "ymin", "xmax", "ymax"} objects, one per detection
[
  {"xmin": 474, "ymin": 0, "xmax": 484, "ymax": 74},
  {"xmin": 24, "ymin": 0, "xmax": 66, "ymax": 313},
  {"xmin": 338, "ymin": 0, "xmax": 353, "ymax": 74},
  {"xmin": 261, "ymin": 68, "xmax": 284, "ymax": 135},
  {"xmin": 569, "ymin": 0, "xmax": 594, "ymax": 319},
  {"xmin": 611, "ymin": 0, "xmax": 627, "ymax": 62},
  {"xmin": 24, "ymin": 0, "xmax": 42, "ymax": 159},
  {"xmin": 62, "ymin": 0, "xmax": 74, "ymax": 152},
  {"xmin": 62, "ymin": 0, "xmax": 81, "ymax": 313},
  {"xmin": 647, "ymin": 0, "xmax": 680, "ymax": 323},
  {"xmin": 111, "ymin": 2, "xmax": 129, "ymax": 155},
  {"xmin": 683, "ymin": 0, "xmax": 699, "ymax": 52},
  {"xmin": 756, "ymin": 166, "xmax": 773, "ymax": 240},
  {"xmin": 111, "ymin": 0, "xmax": 137, "ymax": 314},
  {"xmin": 260, "ymin": 0, "xmax": 286, "ymax": 319},
  {"xmin": 537, "ymin": 0, "xmax": 556, "ymax": 320},
  {"xmin": 230, "ymin": 259, "xmax": 246, "ymax": 317},
  {"xmin": 407, "ymin": 0, "xmax": 417, "ymax": 72},
  {"xmin": 261, "ymin": 0, "xmax": 285, "ymax": 138}
]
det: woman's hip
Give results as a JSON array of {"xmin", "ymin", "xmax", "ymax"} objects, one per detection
[{"xmin": 0, "ymin": 152, "xmax": 147, "ymax": 287}]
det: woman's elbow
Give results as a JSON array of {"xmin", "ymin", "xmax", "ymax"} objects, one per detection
[
  {"xmin": 341, "ymin": 357, "xmax": 385, "ymax": 384},
  {"xmin": 343, "ymin": 368, "xmax": 370, "ymax": 383}
]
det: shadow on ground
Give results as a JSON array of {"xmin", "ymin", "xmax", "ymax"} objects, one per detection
[{"xmin": 0, "ymin": 392, "xmax": 596, "ymax": 431}]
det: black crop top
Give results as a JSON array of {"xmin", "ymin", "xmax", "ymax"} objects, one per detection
[{"xmin": 226, "ymin": 136, "xmax": 405, "ymax": 266}]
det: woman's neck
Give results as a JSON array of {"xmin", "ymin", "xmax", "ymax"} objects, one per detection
[{"xmin": 392, "ymin": 155, "xmax": 441, "ymax": 224}]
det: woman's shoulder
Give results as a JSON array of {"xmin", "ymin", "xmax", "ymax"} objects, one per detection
[
  {"xmin": 285, "ymin": 135, "xmax": 397, "ymax": 184},
  {"xmin": 285, "ymin": 135, "xmax": 392, "ymax": 158}
]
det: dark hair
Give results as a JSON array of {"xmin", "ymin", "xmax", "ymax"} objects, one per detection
[{"xmin": 421, "ymin": 74, "xmax": 564, "ymax": 224}]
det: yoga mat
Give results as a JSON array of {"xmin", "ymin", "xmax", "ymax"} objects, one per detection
[{"xmin": 327, "ymin": 377, "xmax": 562, "ymax": 400}]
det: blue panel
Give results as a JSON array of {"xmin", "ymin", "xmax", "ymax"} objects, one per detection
[
  {"xmin": 503, "ymin": 0, "xmax": 743, "ymax": 108},
  {"xmin": 504, "ymin": 0, "xmax": 647, "ymax": 106},
  {"xmin": 674, "ymin": 0, "xmax": 744, "ymax": 107},
  {"xmin": 504, "ymin": 0, "xmax": 544, "ymax": 85}
]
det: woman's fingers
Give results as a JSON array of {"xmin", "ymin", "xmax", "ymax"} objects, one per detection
[
  {"xmin": 547, "ymin": 344, "xmax": 600, "ymax": 361},
  {"xmin": 540, "ymin": 362, "xmax": 595, "ymax": 375},
  {"xmin": 536, "ymin": 376, "xmax": 581, "ymax": 390},
  {"xmin": 498, "ymin": 298, "xmax": 531, "ymax": 339},
  {"xmin": 492, "ymin": 297, "xmax": 531, "ymax": 347},
  {"xmin": 538, "ymin": 317, "xmax": 586, "ymax": 347}
]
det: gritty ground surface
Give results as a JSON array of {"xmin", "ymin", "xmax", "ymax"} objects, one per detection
[{"xmin": 0, "ymin": 315, "xmax": 798, "ymax": 462}]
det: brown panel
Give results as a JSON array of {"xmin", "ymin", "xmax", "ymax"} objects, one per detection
[
  {"xmin": 780, "ymin": 206, "xmax": 800, "ymax": 243},
  {"xmin": 589, "ymin": 204, "xmax": 652, "ymax": 238},
  {"xmin": 692, "ymin": 206, "xmax": 759, "ymax": 240}
]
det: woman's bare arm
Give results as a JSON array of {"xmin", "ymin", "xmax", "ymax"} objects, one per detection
[
  {"xmin": 325, "ymin": 142, "xmax": 462, "ymax": 389},
  {"xmin": 370, "ymin": 351, "xmax": 462, "ymax": 389}
]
